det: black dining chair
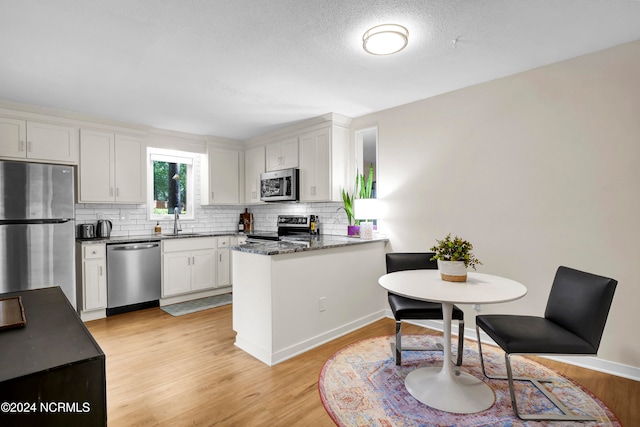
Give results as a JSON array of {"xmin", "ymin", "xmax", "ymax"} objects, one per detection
[
  {"xmin": 386, "ymin": 252, "xmax": 465, "ymax": 366},
  {"xmin": 476, "ymin": 266, "xmax": 617, "ymax": 421}
]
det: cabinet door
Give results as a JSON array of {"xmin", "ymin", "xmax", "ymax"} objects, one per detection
[
  {"xmin": 266, "ymin": 137, "xmax": 298, "ymax": 171},
  {"xmin": 299, "ymin": 128, "xmax": 331, "ymax": 201},
  {"xmin": 280, "ymin": 138, "xmax": 299, "ymax": 169},
  {"xmin": 79, "ymin": 129, "xmax": 115, "ymax": 202},
  {"xmin": 115, "ymin": 135, "xmax": 146, "ymax": 203},
  {"xmin": 26, "ymin": 121, "xmax": 79, "ymax": 163},
  {"xmin": 216, "ymin": 249, "xmax": 230, "ymax": 287},
  {"xmin": 209, "ymin": 149, "xmax": 240, "ymax": 204},
  {"xmin": 191, "ymin": 249, "xmax": 217, "ymax": 291},
  {"xmin": 0, "ymin": 117, "xmax": 27, "ymax": 158},
  {"xmin": 83, "ymin": 259, "xmax": 107, "ymax": 311},
  {"xmin": 244, "ymin": 146, "xmax": 265, "ymax": 203},
  {"xmin": 162, "ymin": 252, "xmax": 193, "ymax": 296}
]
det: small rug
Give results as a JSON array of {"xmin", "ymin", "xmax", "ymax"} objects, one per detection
[
  {"xmin": 319, "ymin": 335, "xmax": 620, "ymax": 427},
  {"xmin": 161, "ymin": 293, "xmax": 232, "ymax": 316}
]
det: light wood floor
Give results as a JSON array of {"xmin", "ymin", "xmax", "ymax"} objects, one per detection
[{"xmin": 86, "ymin": 305, "xmax": 639, "ymax": 426}]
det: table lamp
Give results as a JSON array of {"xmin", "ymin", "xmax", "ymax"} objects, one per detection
[{"xmin": 354, "ymin": 198, "xmax": 378, "ymax": 240}]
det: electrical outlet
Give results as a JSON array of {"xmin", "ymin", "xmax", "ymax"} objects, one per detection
[{"xmin": 319, "ymin": 297, "xmax": 326, "ymax": 312}]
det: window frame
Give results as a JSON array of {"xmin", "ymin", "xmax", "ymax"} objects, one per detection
[{"xmin": 147, "ymin": 147, "xmax": 197, "ymax": 221}]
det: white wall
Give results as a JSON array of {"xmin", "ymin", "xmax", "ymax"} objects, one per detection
[{"xmin": 351, "ymin": 40, "xmax": 640, "ymax": 370}]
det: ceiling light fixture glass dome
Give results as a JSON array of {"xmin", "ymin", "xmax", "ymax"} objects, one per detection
[{"xmin": 363, "ymin": 24, "xmax": 409, "ymax": 55}]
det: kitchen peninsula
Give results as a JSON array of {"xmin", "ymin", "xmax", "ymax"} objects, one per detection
[{"xmin": 231, "ymin": 235, "xmax": 388, "ymax": 366}]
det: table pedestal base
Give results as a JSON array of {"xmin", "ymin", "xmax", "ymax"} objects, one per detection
[{"xmin": 405, "ymin": 366, "xmax": 495, "ymax": 413}]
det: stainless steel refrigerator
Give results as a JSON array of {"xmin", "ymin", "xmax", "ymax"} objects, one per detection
[{"xmin": 0, "ymin": 160, "xmax": 76, "ymax": 309}]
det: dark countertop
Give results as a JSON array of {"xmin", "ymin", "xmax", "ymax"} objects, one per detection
[
  {"xmin": 230, "ymin": 235, "xmax": 388, "ymax": 255},
  {"xmin": 76, "ymin": 231, "xmax": 241, "ymax": 245}
]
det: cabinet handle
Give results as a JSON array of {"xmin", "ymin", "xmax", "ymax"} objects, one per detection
[
  {"xmin": 109, "ymin": 187, "xmax": 114, "ymax": 197},
  {"xmin": 19, "ymin": 141, "xmax": 25, "ymax": 152},
  {"xmin": 99, "ymin": 266, "xmax": 103, "ymax": 276},
  {"xmin": 211, "ymin": 191, "xmax": 214, "ymax": 200},
  {"xmin": 219, "ymin": 254, "xmax": 222, "ymax": 262},
  {"xmin": 27, "ymin": 141, "xmax": 32, "ymax": 152},
  {"xmin": 192, "ymin": 256, "xmax": 195, "ymax": 265},
  {"xmin": 116, "ymin": 188, "xmax": 120, "ymax": 197}
]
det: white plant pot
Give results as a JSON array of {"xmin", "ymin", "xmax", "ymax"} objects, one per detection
[{"xmin": 437, "ymin": 260, "xmax": 467, "ymax": 282}]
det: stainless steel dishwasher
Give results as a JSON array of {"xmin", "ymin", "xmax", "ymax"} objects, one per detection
[{"xmin": 106, "ymin": 241, "xmax": 161, "ymax": 316}]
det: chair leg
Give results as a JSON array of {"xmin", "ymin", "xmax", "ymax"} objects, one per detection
[
  {"xmin": 394, "ymin": 320, "xmax": 402, "ymax": 365},
  {"xmin": 476, "ymin": 325, "xmax": 597, "ymax": 421},
  {"xmin": 392, "ymin": 320, "xmax": 463, "ymax": 366},
  {"xmin": 455, "ymin": 319, "xmax": 464, "ymax": 366}
]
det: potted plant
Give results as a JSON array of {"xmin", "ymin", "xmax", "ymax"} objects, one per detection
[
  {"xmin": 430, "ymin": 234, "xmax": 482, "ymax": 282},
  {"xmin": 341, "ymin": 187, "xmax": 359, "ymax": 236},
  {"xmin": 341, "ymin": 164, "xmax": 375, "ymax": 237}
]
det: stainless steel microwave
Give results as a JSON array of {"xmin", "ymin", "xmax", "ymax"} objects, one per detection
[{"xmin": 260, "ymin": 168, "xmax": 299, "ymax": 202}]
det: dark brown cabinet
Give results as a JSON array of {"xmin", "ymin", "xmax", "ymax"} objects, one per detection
[{"xmin": 0, "ymin": 287, "xmax": 106, "ymax": 427}]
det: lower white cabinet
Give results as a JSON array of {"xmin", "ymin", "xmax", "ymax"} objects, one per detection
[
  {"xmin": 76, "ymin": 242, "xmax": 107, "ymax": 318},
  {"xmin": 162, "ymin": 237, "xmax": 219, "ymax": 297},
  {"xmin": 217, "ymin": 237, "xmax": 230, "ymax": 287}
]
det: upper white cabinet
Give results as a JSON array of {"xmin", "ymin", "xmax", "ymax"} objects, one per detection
[
  {"xmin": 78, "ymin": 129, "xmax": 146, "ymax": 203},
  {"xmin": 244, "ymin": 145, "xmax": 265, "ymax": 204},
  {"xmin": 0, "ymin": 118, "xmax": 79, "ymax": 164},
  {"xmin": 266, "ymin": 137, "xmax": 298, "ymax": 171},
  {"xmin": 298, "ymin": 123, "xmax": 349, "ymax": 202},
  {"xmin": 204, "ymin": 146, "xmax": 241, "ymax": 205}
]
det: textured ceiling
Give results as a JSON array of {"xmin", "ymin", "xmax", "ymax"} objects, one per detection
[{"xmin": 1, "ymin": 0, "xmax": 640, "ymax": 140}]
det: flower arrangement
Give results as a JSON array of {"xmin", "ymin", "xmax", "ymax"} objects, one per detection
[{"xmin": 429, "ymin": 233, "xmax": 482, "ymax": 270}]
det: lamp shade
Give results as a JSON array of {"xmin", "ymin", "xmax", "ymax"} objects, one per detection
[{"xmin": 354, "ymin": 198, "xmax": 379, "ymax": 220}]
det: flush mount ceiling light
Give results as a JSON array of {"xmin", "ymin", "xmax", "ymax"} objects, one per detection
[{"xmin": 363, "ymin": 24, "xmax": 409, "ymax": 55}]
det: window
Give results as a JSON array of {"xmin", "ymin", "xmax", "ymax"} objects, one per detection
[{"xmin": 147, "ymin": 148, "xmax": 198, "ymax": 220}]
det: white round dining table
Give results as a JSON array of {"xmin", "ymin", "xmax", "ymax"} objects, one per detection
[{"xmin": 378, "ymin": 269, "xmax": 527, "ymax": 414}]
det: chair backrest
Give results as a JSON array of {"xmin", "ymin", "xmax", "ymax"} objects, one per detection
[
  {"xmin": 544, "ymin": 266, "xmax": 617, "ymax": 353},
  {"xmin": 386, "ymin": 252, "xmax": 438, "ymax": 274}
]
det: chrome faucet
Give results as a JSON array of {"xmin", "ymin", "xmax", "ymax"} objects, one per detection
[{"xmin": 173, "ymin": 207, "xmax": 182, "ymax": 234}]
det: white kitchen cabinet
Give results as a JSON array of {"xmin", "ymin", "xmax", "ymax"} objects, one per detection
[
  {"xmin": 266, "ymin": 137, "xmax": 298, "ymax": 171},
  {"xmin": 0, "ymin": 118, "xmax": 78, "ymax": 164},
  {"xmin": 298, "ymin": 124, "xmax": 349, "ymax": 202},
  {"xmin": 216, "ymin": 237, "xmax": 230, "ymax": 287},
  {"xmin": 244, "ymin": 145, "xmax": 265, "ymax": 204},
  {"xmin": 76, "ymin": 243, "xmax": 107, "ymax": 319},
  {"xmin": 162, "ymin": 237, "xmax": 217, "ymax": 297},
  {"xmin": 205, "ymin": 147, "xmax": 240, "ymax": 204},
  {"xmin": 78, "ymin": 129, "xmax": 146, "ymax": 203}
]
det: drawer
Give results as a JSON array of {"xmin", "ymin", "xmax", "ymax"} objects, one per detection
[
  {"xmin": 83, "ymin": 244, "xmax": 106, "ymax": 259},
  {"xmin": 163, "ymin": 237, "xmax": 216, "ymax": 253},
  {"xmin": 217, "ymin": 237, "xmax": 230, "ymax": 248}
]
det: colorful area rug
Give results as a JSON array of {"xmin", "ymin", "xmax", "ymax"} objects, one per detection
[
  {"xmin": 160, "ymin": 293, "xmax": 232, "ymax": 316},
  {"xmin": 319, "ymin": 335, "xmax": 620, "ymax": 427}
]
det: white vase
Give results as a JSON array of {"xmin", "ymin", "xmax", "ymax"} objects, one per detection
[{"xmin": 437, "ymin": 260, "xmax": 467, "ymax": 282}]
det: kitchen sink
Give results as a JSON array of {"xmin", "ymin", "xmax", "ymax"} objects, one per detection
[{"xmin": 162, "ymin": 232, "xmax": 210, "ymax": 237}]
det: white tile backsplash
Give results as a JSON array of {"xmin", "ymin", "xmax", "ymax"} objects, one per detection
[{"xmin": 75, "ymin": 201, "xmax": 350, "ymax": 237}]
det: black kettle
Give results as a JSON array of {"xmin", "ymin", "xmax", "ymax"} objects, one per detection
[{"xmin": 96, "ymin": 220, "xmax": 112, "ymax": 238}]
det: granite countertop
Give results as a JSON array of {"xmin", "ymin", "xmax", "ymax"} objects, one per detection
[
  {"xmin": 77, "ymin": 231, "xmax": 240, "ymax": 245},
  {"xmin": 230, "ymin": 235, "xmax": 388, "ymax": 255}
]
